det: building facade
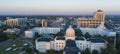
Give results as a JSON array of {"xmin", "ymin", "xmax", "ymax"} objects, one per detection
[
  {"xmin": 35, "ymin": 26, "xmax": 107, "ymax": 54},
  {"xmin": 77, "ymin": 10, "xmax": 116, "ymax": 36},
  {"xmin": 0, "ymin": 21, "xmax": 6, "ymax": 26},
  {"xmin": 25, "ymin": 27, "xmax": 61, "ymax": 38},
  {"xmin": 77, "ymin": 10, "xmax": 105, "ymax": 28},
  {"xmin": 79, "ymin": 23, "xmax": 116, "ymax": 36},
  {"xmin": 6, "ymin": 17, "xmax": 27, "ymax": 27},
  {"xmin": 3, "ymin": 28, "xmax": 20, "ymax": 34},
  {"xmin": 42, "ymin": 19, "xmax": 48, "ymax": 27}
]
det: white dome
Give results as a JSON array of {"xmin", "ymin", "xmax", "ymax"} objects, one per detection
[{"xmin": 66, "ymin": 25, "xmax": 75, "ymax": 37}]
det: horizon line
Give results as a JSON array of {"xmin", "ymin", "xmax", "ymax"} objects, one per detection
[{"xmin": 0, "ymin": 14, "xmax": 120, "ymax": 16}]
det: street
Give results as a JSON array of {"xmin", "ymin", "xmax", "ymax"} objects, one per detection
[{"xmin": 0, "ymin": 39, "xmax": 13, "ymax": 47}]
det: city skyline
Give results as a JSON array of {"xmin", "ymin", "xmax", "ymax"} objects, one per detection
[{"xmin": 0, "ymin": 0, "xmax": 120, "ymax": 15}]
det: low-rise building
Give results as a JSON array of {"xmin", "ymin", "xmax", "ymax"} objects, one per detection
[
  {"xmin": 6, "ymin": 17, "xmax": 27, "ymax": 27},
  {"xmin": 80, "ymin": 23, "xmax": 116, "ymax": 36},
  {"xmin": 0, "ymin": 21, "xmax": 6, "ymax": 26},
  {"xmin": 3, "ymin": 28, "xmax": 20, "ymax": 34},
  {"xmin": 25, "ymin": 27, "xmax": 61, "ymax": 38}
]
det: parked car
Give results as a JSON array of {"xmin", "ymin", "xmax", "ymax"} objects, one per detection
[{"xmin": 6, "ymin": 47, "xmax": 12, "ymax": 51}]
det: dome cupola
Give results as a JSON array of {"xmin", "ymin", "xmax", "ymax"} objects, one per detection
[{"xmin": 66, "ymin": 25, "xmax": 75, "ymax": 37}]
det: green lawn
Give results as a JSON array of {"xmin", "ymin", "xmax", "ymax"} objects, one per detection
[{"xmin": 0, "ymin": 40, "xmax": 26, "ymax": 54}]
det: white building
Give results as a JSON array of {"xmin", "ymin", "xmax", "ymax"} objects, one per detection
[
  {"xmin": 35, "ymin": 25, "xmax": 107, "ymax": 54},
  {"xmin": 3, "ymin": 28, "xmax": 20, "ymax": 34},
  {"xmin": 25, "ymin": 27, "xmax": 61, "ymax": 38},
  {"xmin": 0, "ymin": 21, "xmax": 6, "ymax": 26},
  {"xmin": 80, "ymin": 22, "xmax": 116, "ymax": 36},
  {"xmin": 25, "ymin": 31, "xmax": 35, "ymax": 38},
  {"xmin": 36, "ymin": 37, "xmax": 52, "ymax": 52}
]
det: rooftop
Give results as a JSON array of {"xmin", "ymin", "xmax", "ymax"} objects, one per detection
[
  {"xmin": 65, "ymin": 40, "xmax": 76, "ymax": 47},
  {"xmin": 75, "ymin": 37, "xmax": 85, "ymax": 40},
  {"xmin": 37, "ymin": 37, "xmax": 52, "ymax": 42},
  {"xmin": 97, "ymin": 10, "xmax": 103, "ymax": 12},
  {"xmin": 88, "ymin": 38, "xmax": 106, "ymax": 43},
  {"xmin": 77, "ymin": 17, "xmax": 100, "ymax": 20},
  {"xmin": 64, "ymin": 47, "xmax": 80, "ymax": 52},
  {"xmin": 56, "ymin": 36, "xmax": 65, "ymax": 40},
  {"xmin": 64, "ymin": 39, "xmax": 80, "ymax": 54},
  {"xmin": 26, "ymin": 27, "xmax": 60, "ymax": 31}
]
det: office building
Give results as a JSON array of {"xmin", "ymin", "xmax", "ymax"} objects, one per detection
[
  {"xmin": 42, "ymin": 19, "xmax": 48, "ymax": 27},
  {"xmin": 6, "ymin": 17, "xmax": 27, "ymax": 27},
  {"xmin": 77, "ymin": 10, "xmax": 105, "ymax": 28}
]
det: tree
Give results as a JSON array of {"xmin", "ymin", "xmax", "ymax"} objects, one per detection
[
  {"xmin": 34, "ymin": 49, "xmax": 39, "ymax": 54},
  {"xmin": 35, "ymin": 32, "xmax": 39, "ymax": 37},
  {"xmin": 75, "ymin": 29, "xmax": 83, "ymax": 36},
  {"xmin": 84, "ymin": 48, "xmax": 91, "ymax": 54},
  {"xmin": 93, "ymin": 35, "xmax": 102, "ymax": 38},
  {"xmin": 92, "ymin": 50, "xmax": 98, "ymax": 54},
  {"xmin": 116, "ymin": 35, "xmax": 120, "ymax": 49},
  {"xmin": 33, "ymin": 32, "xmax": 41, "ymax": 41},
  {"xmin": 0, "ymin": 33, "xmax": 8, "ymax": 42},
  {"xmin": 116, "ymin": 35, "xmax": 120, "ymax": 54},
  {"xmin": 102, "ymin": 35, "xmax": 114, "ymax": 43},
  {"xmin": 9, "ymin": 34, "xmax": 17, "ymax": 40},
  {"xmin": 25, "ymin": 47, "xmax": 33, "ymax": 54},
  {"xmin": 38, "ymin": 23, "xmax": 42, "ymax": 27},
  {"xmin": 117, "ymin": 49, "xmax": 120, "ymax": 54},
  {"xmin": 100, "ymin": 48, "xmax": 109, "ymax": 54},
  {"xmin": 81, "ymin": 51, "xmax": 85, "ymax": 54},
  {"xmin": 46, "ymin": 49, "xmax": 55, "ymax": 54},
  {"xmin": 106, "ymin": 43, "xmax": 117, "ymax": 54},
  {"xmin": 56, "ymin": 50, "xmax": 63, "ymax": 54},
  {"xmin": 24, "ymin": 25, "xmax": 30, "ymax": 30},
  {"xmin": 55, "ymin": 31, "xmax": 64, "ymax": 36},
  {"xmin": 85, "ymin": 32, "xmax": 91, "ymax": 39}
]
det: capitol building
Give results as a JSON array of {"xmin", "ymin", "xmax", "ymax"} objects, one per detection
[{"xmin": 35, "ymin": 25, "xmax": 107, "ymax": 54}]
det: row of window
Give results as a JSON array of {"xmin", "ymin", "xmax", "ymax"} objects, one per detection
[
  {"xmin": 56, "ymin": 42, "xmax": 64, "ymax": 48},
  {"xmin": 56, "ymin": 42, "xmax": 64, "ymax": 44}
]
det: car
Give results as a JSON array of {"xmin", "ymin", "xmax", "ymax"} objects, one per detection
[
  {"xmin": 12, "ymin": 44, "xmax": 16, "ymax": 47},
  {"xmin": 12, "ymin": 48, "xmax": 18, "ymax": 51},
  {"xmin": 23, "ymin": 43, "xmax": 28, "ymax": 46},
  {"xmin": 6, "ymin": 47, "xmax": 12, "ymax": 51}
]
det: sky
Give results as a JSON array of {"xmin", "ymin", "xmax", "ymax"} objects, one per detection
[{"xmin": 0, "ymin": 0, "xmax": 120, "ymax": 15}]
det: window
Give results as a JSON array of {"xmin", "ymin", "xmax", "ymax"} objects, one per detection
[
  {"xmin": 87, "ymin": 44, "xmax": 88, "ymax": 47},
  {"xmin": 80, "ymin": 43, "xmax": 82, "ymax": 45}
]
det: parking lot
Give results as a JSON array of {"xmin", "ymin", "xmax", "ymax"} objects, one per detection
[{"xmin": 0, "ymin": 40, "xmax": 28, "ymax": 54}]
